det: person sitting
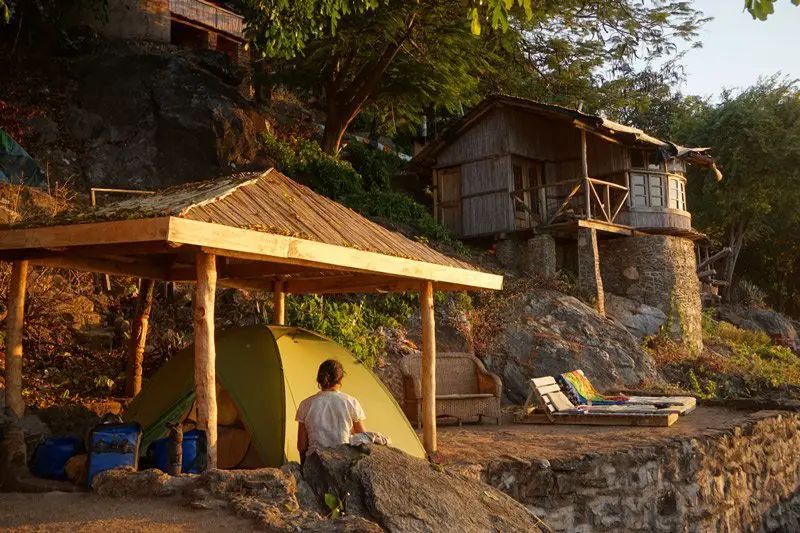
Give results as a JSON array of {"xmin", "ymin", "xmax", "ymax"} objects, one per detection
[{"xmin": 296, "ymin": 359, "xmax": 366, "ymax": 462}]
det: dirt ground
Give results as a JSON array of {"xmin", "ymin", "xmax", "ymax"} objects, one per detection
[
  {"xmin": 0, "ymin": 492, "xmax": 257, "ymax": 532},
  {"xmin": 431, "ymin": 406, "xmax": 766, "ymax": 464}
]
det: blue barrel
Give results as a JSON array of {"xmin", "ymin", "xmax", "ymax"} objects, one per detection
[
  {"xmin": 32, "ymin": 438, "xmax": 84, "ymax": 481},
  {"xmin": 87, "ymin": 422, "xmax": 142, "ymax": 488},
  {"xmin": 149, "ymin": 429, "xmax": 207, "ymax": 474}
]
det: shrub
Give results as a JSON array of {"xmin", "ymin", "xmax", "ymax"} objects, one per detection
[
  {"xmin": 342, "ymin": 141, "xmax": 405, "ymax": 191},
  {"xmin": 733, "ymin": 279, "xmax": 768, "ymax": 308}
]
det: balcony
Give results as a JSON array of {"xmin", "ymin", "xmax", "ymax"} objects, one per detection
[
  {"xmin": 512, "ymin": 170, "xmax": 691, "ymax": 234},
  {"xmin": 169, "ymin": 0, "xmax": 244, "ymax": 39}
]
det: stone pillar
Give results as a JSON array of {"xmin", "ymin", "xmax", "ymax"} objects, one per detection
[
  {"xmin": 207, "ymin": 31, "xmax": 218, "ymax": 50},
  {"xmin": 495, "ymin": 238, "xmax": 524, "ymax": 271},
  {"xmin": 577, "ymin": 228, "xmax": 605, "ymax": 315},
  {"xmin": 527, "ymin": 234, "xmax": 557, "ymax": 278}
]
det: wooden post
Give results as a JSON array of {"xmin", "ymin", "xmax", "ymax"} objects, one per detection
[
  {"xmin": 604, "ymin": 184, "xmax": 611, "ymax": 221},
  {"xmin": 194, "ymin": 253, "xmax": 218, "ymax": 469},
  {"xmin": 419, "ymin": 281, "xmax": 437, "ymax": 455},
  {"xmin": 5, "ymin": 261, "xmax": 28, "ymax": 419},
  {"xmin": 581, "ymin": 129, "xmax": 591, "ymax": 219},
  {"xmin": 124, "ymin": 278, "xmax": 155, "ymax": 398},
  {"xmin": 273, "ymin": 280, "xmax": 285, "ymax": 326}
]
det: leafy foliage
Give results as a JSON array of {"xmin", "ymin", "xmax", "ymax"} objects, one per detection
[
  {"xmin": 648, "ymin": 313, "xmax": 800, "ymax": 399},
  {"xmin": 745, "ymin": 0, "xmax": 800, "ymax": 20}
]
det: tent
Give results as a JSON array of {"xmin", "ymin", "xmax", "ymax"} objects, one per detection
[
  {"xmin": 123, "ymin": 325, "xmax": 424, "ymax": 466},
  {"xmin": 0, "ymin": 128, "xmax": 46, "ymax": 187}
]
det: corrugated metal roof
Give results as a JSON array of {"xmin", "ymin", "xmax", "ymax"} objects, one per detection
[{"xmin": 37, "ymin": 169, "xmax": 481, "ymax": 271}]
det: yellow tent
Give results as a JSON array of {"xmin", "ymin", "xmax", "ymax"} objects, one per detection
[{"xmin": 123, "ymin": 325, "xmax": 424, "ymax": 466}]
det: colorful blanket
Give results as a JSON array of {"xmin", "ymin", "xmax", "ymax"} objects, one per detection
[{"xmin": 557, "ymin": 370, "xmax": 629, "ymax": 405}]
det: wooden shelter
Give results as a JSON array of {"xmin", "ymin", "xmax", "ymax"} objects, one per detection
[
  {"xmin": 410, "ymin": 95, "xmax": 721, "ymax": 240},
  {"xmin": 0, "ymin": 169, "xmax": 503, "ymax": 465}
]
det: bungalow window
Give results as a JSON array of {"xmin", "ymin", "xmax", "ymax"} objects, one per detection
[
  {"xmin": 630, "ymin": 149, "xmax": 662, "ymax": 170},
  {"xmin": 631, "ymin": 173, "xmax": 665, "ymax": 208},
  {"xmin": 668, "ymin": 177, "xmax": 687, "ymax": 210}
]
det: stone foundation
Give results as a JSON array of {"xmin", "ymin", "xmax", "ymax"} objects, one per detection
[
  {"xmin": 527, "ymin": 234, "xmax": 557, "ymax": 278},
  {"xmin": 474, "ymin": 411, "xmax": 800, "ymax": 532},
  {"xmin": 599, "ymin": 234, "xmax": 702, "ymax": 351}
]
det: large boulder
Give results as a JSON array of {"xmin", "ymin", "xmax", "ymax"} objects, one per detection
[
  {"xmin": 482, "ymin": 289, "xmax": 659, "ymax": 404},
  {"xmin": 718, "ymin": 307, "xmax": 798, "ymax": 352},
  {"xmin": 18, "ymin": 42, "xmax": 267, "ymax": 190},
  {"xmin": 605, "ymin": 293, "xmax": 669, "ymax": 340},
  {"xmin": 303, "ymin": 445, "xmax": 542, "ymax": 533}
]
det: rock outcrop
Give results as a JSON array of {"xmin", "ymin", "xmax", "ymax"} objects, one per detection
[
  {"xmin": 8, "ymin": 42, "xmax": 267, "ymax": 191},
  {"xmin": 482, "ymin": 288, "xmax": 659, "ymax": 404},
  {"xmin": 605, "ymin": 293, "xmax": 669, "ymax": 340},
  {"xmin": 91, "ymin": 445, "xmax": 541, "ymax": 532},
  {"xmin": 718, "ymin": 306, "xmax": 799, "ymax": 352}
]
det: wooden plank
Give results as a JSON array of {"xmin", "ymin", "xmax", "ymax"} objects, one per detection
[
  {"xmin": 581, "ymin": 129, "xmax": 591, "ymax": 219},
  {"xmin": 31, "ymin": 255, "xmax": 170, "ymax": 280},
  {"xmin": 420, "ymin": 281, "xmax": 437, "ymax": 455},
  {"xmin": 546, "ymin": 391, "xmax": 575, "ymax": 411},
  {"xmin": 167, "ymin": 218, "xmax": 503, "ymax": 291},
  {"xmin": 576, "ymin": 219, "xmax": 634, "ymax": 236},
  {"xmin": 5, "ymin": 261, "xmax": 28, "ymax": 418},
  {"xmin": 537, "ymin": 383, "xmax": 562, "ymax": 395},
  {"xmin": 531, "ymin": 376, "xmax": 557, "ymax": 387},
  {"xmin": 273, "ymin": 280, "xmax": 286, "ymax": 326},
  {"xmin": 552, "ymin": 412, "xmax": 678, "ymax": 427},
  {"xmin": 0, "ymin": 218, "xmax": 172, "ymax": 251},
  {"xmin": 194, "ymin": 252, "xmax": 218, "ymax": 469},
  {"xmin": 124, "ymin": 279, "xmax": 155, "ymax": 398}
]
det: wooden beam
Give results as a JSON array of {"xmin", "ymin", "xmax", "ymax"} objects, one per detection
[
  {"xmin": 31, "ymin": 255, "xmax": 169, "ymax": 280},
  {"xmin": 167, "ymin": 218, "xmax": 503, "ymax": 291},
  {"xmin": 273, "ymin": 280, "xmax": 286, "ymax": 326},
  {"xmin": 0, "ymin": 218, "xmax": 172, "ymax": 251},
  {"xmin": 420, "ymin": 281, "xmax": 437, "ymax": 455},
  {"xmin": 194, "ymin": 253, "xmax": 218, "ymax": 470},
  {"xmin": 124, "ymin": 279, "xmax": 155, "ymax": 398},
  {"xmin": 581, "ymin": 129, "xmax": 591, "ymax": 219},
  {"xmin": 4, "ymin": 261, "xmax": 28, "ymax": 418}
]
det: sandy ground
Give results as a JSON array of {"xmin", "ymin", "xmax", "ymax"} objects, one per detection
[
  {"xmin": 431, "ymin": 406, "xmax": 767, "ymax": 464},
  {"xmin": 0, "ymin": 492, "xmax": 258, "ymax": 532}
]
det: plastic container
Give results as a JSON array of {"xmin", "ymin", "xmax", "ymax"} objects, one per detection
[
  {"xmin": 32, "ymin": 437, "xmax": 85, "ymax": 481},
  {"xmin": 86, "ymin": 422, "xmax": 142, "ymax": 488},
  {"xmin": 149, "ymin": 429, "xmax": 207, "ymax": 474}
]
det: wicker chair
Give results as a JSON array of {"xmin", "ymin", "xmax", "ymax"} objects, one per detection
[{"xmin": 399, "ymin": 352, "xmax": 502, "ymax": 426}]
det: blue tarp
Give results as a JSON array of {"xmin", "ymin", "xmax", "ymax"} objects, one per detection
[{"xmin": 0, "ymin": 128, "xmax": 46, "ymax": 187}]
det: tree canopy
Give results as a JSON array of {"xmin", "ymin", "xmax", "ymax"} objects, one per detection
[
  {"xmin": 681, "ymin": 78, "xmax": 800, "ymax": 310},
  {"xmin": 241, "ymin": 0, "xmax": 707, "ymax": 153}
]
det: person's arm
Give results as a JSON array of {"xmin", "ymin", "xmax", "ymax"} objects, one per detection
[
  {"xmin": 352, "ymin": 420, "xmax": 366, "ymax": 435},
  {"xmin": 297, "ymin": 422, "xmax": 309, "ymax": 459}
]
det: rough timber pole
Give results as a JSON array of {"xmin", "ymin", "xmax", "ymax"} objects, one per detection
[
  {"xmin": 124, "ymin": 278, "xmax": 155, "ymax": 397},
  {"xmin": 5, "ymin": 260, "xmax": 28, "ymax": 419},
  {"xmin": 420, "ymin": 281, "xmax": 437, "ymax": 455},
  {"xmin": 273, "ymin": 280, "xmax": 286, "ymax": 326},
  {"xmin": 194, "ymin": 252, "xmax": 218, "ymax": 469},
  {"xmin": 581, "ymin": 129, "xmax": 591, "ymax": 219}
]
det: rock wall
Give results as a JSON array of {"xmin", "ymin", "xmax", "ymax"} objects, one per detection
[
  {"xmin": 599, "ymin": 234, "xmax": 702, "ymax": 351},
  {"xmin": 475, "ymin": 411, "xmax": 800, "ymax": 533},
  {"xmin": 72, "ymin": 0, "xmax": 171, "ymax": 43}
]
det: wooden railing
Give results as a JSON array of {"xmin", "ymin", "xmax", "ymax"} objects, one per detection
[
  {"xmin": 169, "ymin": 0, "xmax": 245, "ymax": 38},
  {"xmin": 512, "ymin": 176, "xmax": 629, "ymax": 227}
]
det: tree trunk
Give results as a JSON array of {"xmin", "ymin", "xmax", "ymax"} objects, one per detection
[
  {"xmin": 124, "ymin": 279, "xmax": 155, "ymax": 398},
  {"xmin": 321, "ymin": 108, "xmax": 358, "ymax": 155},
  {"xmin": 722, "ymin": 220, "xmax": 746, "ymax": 303}
]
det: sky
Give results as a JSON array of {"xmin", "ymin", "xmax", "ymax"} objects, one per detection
[{"xmin": 678, "ymin": 0, "xmax": 800, "ymax": 99}]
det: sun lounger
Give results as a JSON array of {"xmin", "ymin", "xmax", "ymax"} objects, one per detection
[
  {"xmin": 522, "ymin": 376, "xmax": 679, "ymax": 427},
  {"xmin": 559, "ymin": 369, "xmax": 696, "ymax": 415}
]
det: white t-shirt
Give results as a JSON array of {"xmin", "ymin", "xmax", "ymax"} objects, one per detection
[{"xmin": 295, "ymin": 391, "xmax": 366, "ymax": 455}]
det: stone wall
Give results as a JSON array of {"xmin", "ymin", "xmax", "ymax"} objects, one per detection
[
  {"xmin": 476, "ymin": 411, "xmax": 800, "ymax": 532},
  {"xmin": 599, "ymin": 234, "xmax": 702, "ymax": 351}
]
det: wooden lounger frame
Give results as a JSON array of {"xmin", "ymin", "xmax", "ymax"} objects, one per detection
[{"xmin": 522, "ymin": 377, "xmax": 679, "ymax": 427}]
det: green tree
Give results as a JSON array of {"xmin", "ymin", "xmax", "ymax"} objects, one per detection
[
  {"xmin": 242, "ymin": 0, "xmax": 706, "ymax": 154},
  {"xmin": 745, "ymin": 0, "xmax": 799, "ymax": 20},
  {"xmin": 683, "ymin": 78, "xmax": 800, "ymax": 304}
]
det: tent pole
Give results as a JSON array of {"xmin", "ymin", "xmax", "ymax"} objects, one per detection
[
  {"xmin": 4, "ymin": 260, "xmax": 28, "ymax": 419},
  {"xmin": 420, "ymin": 281, "xmax": 437, "ymax": 455},
  {"xmin": 273, "ymin": 280, "xmax": 285, "ymax": 326},
  {"xmin": 124, "ymin": 278, "xmax": 155, "ymax": 397},
  {"xmin": 194, "ymin": 252, "xmax": 218, "ymax": 469}
]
